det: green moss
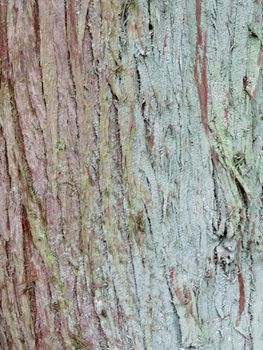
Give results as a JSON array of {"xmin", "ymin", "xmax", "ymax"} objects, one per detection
[
  {"xmin": 56, "ymin": 140, "xmax": 65, "ymax": 151},
  {"xmin": 130, "ymin": 0, "xmax": 137, "ymax": 11}
]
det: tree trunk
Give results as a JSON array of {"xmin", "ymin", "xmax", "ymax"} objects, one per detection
[{"xmin": 0, "ymin": 1, "xmax": 262, "ymax": 349}]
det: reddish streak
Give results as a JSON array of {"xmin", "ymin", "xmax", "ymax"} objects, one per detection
[
  {"xmin": 67, "ymin": 1, "xmax": 82, "ymax": 69},
  {"xmin": 169, "ymin": 267, "xmax": 176, "ymax": 286},
  {"xmin": 195, "ymin": 0, "xmax": 202, "ymax": 45},
  {"xmin": 237, "ymin": 270, "xmax": 245, "ymax": 321},
  {"xmin": 162, "ymin": 32, "xmax": 168, "ymax": 57},
  {"xmin": 194, "ymin": 0, "xmax": 208, "ymax": 134}
]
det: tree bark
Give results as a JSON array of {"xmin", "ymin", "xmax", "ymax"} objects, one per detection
[{"xmin": 0, "ymin": 0, "xmax": 262, "ymax": 349}]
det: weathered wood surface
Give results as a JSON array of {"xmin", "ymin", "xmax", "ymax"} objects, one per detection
[{"xmin": 0, "ymin": 1, "xmax": 262, "ymax": 349}]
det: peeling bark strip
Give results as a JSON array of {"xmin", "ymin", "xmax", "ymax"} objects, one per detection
[
  {"xmin": 237, "ymin": 269, "xmax": 245, "ymax": 325},
  {"xmin": 0, "ymin": 0, "xmax": 262, "ymax": 349},
  {"xmin": 235, "ymin": 239, "xmax": 245, "ymax": 326},
  {"xmin": 21, "ymin": 205, "xmax": 42, "ymax": 350},
  {"xmin": 194, "ymin": 0, "xmax": 209, "ymax": 134},
  {"xmin": 0, "ymin": 0, "xmax": 9, "ymax": 82}
]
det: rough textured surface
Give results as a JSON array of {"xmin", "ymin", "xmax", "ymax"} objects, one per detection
[{"xmin": 0, "ymin": 0, "xmax": 262, "ymax": 349}]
